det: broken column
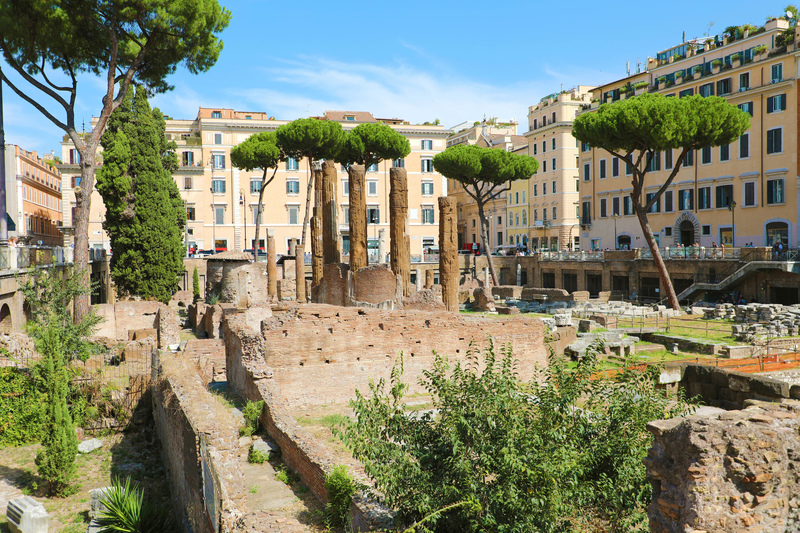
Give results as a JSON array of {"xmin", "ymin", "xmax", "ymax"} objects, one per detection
[
  {"xmin": 378, "ymin": 228, "xmax": 387, "ymax": 264},
  {"xmin": 348, "ymin": 164, "xmax": 367, "ymax": 272},
  {"xmin": 311, "ymin": 216, "xmax": 323, "ymax": 288},
  {"xmin": 267, "ymin": 230, "xmax": 277, "ymax": 299},
  {"xmin": 439, "ymin": 196, "xmax": 458, "ymax": 312},
  {"xmin": 295, "ymin": 244, "xmax": 306, "ymax": 302},
  {"xmin": 289, "ymin": 238, "xmax": 297, "ymax": 257},
  {"xmin": 322, "ymin": 160, "xmax": 341, "ymax": 264},
  {"xmin": 425, "ymin": 269, "xmax": 435, "ymax": 289},
  {"xmin": 389, "ymin": 167, "xmax": 411, "ymax": 296}
]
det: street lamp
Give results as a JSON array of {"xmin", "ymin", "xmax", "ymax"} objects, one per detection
[
  {"xmin": 728, "ymin": 200, "xmax": 737, "ymax": 248},
  {"xmin": 613, "ymin": 213, "xmax": 619, "ymax": 250},
  {"xmin": 239, "ymin": 189, "xmax": 246, "ymax": 252}
]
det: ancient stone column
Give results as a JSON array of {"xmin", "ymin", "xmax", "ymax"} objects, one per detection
[
  {"xmin": 322, "ymin": 160, "xmax": 341, "ymax": 264},
  {"xmin": 415, "ymin": 268, "xmax": 422, "ymax": 292},
  {"xmin": 348, "ymin": 164, "xmax": 367, "ymax": 272},
  {"xmin": 390, "ymin": 167, "xmax": 411, "ymax": 296},
  {"xmin": 311, "ymin": 214, "xmax": 323, "ymax": 287},
  {"xmin": 295, "ymin": 244, "xmax": 306, "ymax": 302},
  {"xmin": 378, "ymin": 228, "xmax": 387, "ymax": 264},
  {"xmin": 439, "ymin": 196, "xmax": 458, "ymax": 312},
  {"xmin": 267, "ymin": 230, "xmax": 277, "ymax": 299},
  {"xmin": 289, "ymin": 238, "xmax": 297, "ymax": 257},
  {"xmin": 425, "ymin": 269, "xmax": 435, "ymax": 289},
  {"xmin": 517, "ymin": 263, "xmax": 522, "ymax": 286}
]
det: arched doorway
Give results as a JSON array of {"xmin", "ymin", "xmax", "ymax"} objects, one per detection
[
  {"xmin": 617, "ymin": 235, "xmax": 632, "ymax": 250},
  {"xmin": 766, "ymin": 221, "xmax": 789, "ymax": 247},
  {"xmin": 0, "ymin": 304, "xmax": 11, "ymax": 333},
  {"xmin": 679, "ymin": 220, "xmax": 695, "ymax": 246}
]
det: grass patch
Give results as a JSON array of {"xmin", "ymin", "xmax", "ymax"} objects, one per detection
[
  {"xmin": 207, "ymin": 382, "xmax": 245, "ymax": 410},
  {"xmin": 297, "ymin": 413, "xmax": 349, "ymax": 428}
]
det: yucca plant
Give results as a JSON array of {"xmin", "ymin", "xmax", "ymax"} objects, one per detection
[{"xmin": 96, "ymin": 477, "xmax": 177, "ymax": 533}]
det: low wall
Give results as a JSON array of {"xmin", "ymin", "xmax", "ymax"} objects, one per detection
[
  {"xmin": 661, "ymin": 363, "xmax": 798, "ymax": 409},
  {"xmin": 153, "ymin": 356, "xmax": 246, "ymax": 533},
  {"xmin": 646, "ymin": 401, "xmax": 800, "ymax": 532}
]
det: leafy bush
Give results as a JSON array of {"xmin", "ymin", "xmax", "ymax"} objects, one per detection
[
  {"xmin": 0, "ymin": 367, "xmax": 46, "ymax": 445},
  {"xmin": 248, "ymin": 446, "xmax": 268, "ymax": 464},
  {"xmin": 95, "ymin": 477, "xmax": 176, "ymax": 533},
  {"xmin": 240, "ymin": 400, "xmax": 263, "ymax": 437},
  {"xmin": 338, "ymin": 343, "xmax": 692, "ymax": 532},
  {"xmin": 325, "ymin": 464, "xmax": 356, "ymax": 528}
]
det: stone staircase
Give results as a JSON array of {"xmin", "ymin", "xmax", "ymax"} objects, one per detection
[{"xmin": 678, "ymin": 261, "xmax": 793, "ymax": 302}]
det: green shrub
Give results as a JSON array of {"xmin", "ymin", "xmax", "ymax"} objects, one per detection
[
  {"xmin": 325, "ymin": 465, "xmax": 356, "ymax": 528},
  {"xmin": 206, "ymin": 290, "xmax": 220, "ymax": 305},
  {"xmin": 248, "ymin": 446, "xmax": 268, "ymax": 464},
  {"xmin": 240, "ymin": 400, "xmax": 263, "ymax": 437},
  {"xmin": 95, "ymin": 477, "xmax": 176, "ymax": 533},
  {"xmin": 0, "ymin": 367, "xmax": 46, "ymax": 445},
  {"xmin": 192, "ymin": 267, "xmax": 200, "ymax": 302}
]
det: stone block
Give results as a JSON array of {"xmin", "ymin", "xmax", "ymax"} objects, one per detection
[
  {"xmin": 128, "ymin": 328, "xmax": 156, "ymax": 341},
  {"xmin": 7, "ymin": 496, "xmax": 49, "ymax": 533},
  {"xmin": 157, "ymin": 305, "xmax": 181, "ymax": 349},
  {"xmin": 497, "ymin": 307, "xmax": 520, "ymax": 315},
  {"xmin": 728, "ymin": 373, "xmax": 752, "ymax": 393},
  {"xmin": 90, "ymin": 487, "xmax": 112, "ymax": 518},
  {"xmin": 709, "ymin": 367, "xmax": 731, "ymax": 388},
  {"xmin": 78, "ymin": 438, "xmax": 104, "ymax": 454},
  {"xmin": 752, "ymin": 376, "xmax": 790, "ymax": 399},
  {"xmin": 252, "ymin": 438, "xmax": 280, "ymax": 458},
  {"xmin": 472, "ymin": 287, "xmax": 496, "ymax": 312},
  {"xmin": 682, "ymin": 364, "xmax": 713, "ymax": 384}
]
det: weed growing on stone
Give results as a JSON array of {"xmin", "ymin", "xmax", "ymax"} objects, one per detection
[
  {"xmin": 249, "ymin": 484, "xmax": 259, "ymax": 494},
  {"xmin": 240, "ymin": 400, "xmax": 264, "ymax": 437},
  {"xmin": 248, "ymin": 446, "xmax": 269, "ymax": 464}
]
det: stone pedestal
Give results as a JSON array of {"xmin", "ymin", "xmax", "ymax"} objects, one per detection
[
  {"xmin": 322, "ymin": 160, "xmax": 341, "ymax": 264},
  {"xmin": 438, "ymin": 197, "xmax": 458, "ymax": 312},
  {"xmin": 295, "ymin": 245, "xmax": 306, "ymax": 302},
  {"xmin": 267, "ymin": 230, "xmax": 277, "ymax": 299},
  {"xmin": 348, "ymin": 164, "xmax": 367, "ymax": 272},
  {"xmin": 389, "ymin": 167, "xmax": 410, "ymax": 296}
]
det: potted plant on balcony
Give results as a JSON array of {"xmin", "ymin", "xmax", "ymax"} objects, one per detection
[
  {"xmin": 632, "ymin": 81, "xmax": 649, "ymax": 96},
  {"xmin": 674, "ymin": 70, "xmax": 684, "ymax": 84},
  {"xmin": 754, "ymin": 44, "xmax": 768, "ymax": 60},
  {"xmin": 710, "ymin": 59, "xmax": 723, "ymax": 73},
  {"xmin": 731, "ymin": 52, "xmax": 743, "ymax": 67},
  {"xmin": 656, "ymin": 75, "xmax": 667, "ymax": 90},
  {"xmin": 743, "ymin": 24, "xmax": 757, "ymax": 38},
  {"xmin": 590, "ymin": 98, "xmax": 600, "ymax": 109}
]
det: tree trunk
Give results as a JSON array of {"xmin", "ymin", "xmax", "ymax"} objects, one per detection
[
  {"xmin": 476, "ymin": 202, "xmax": 499, "ymax": 286},
  {"xmin": 72, "ymin": 150, "xmax": 98, "ymax": 321},
  {"xmin": 300, "ymin": 157, "xmax": 315, "ymax": 246},
  {"xmin": 634, "ymin": 204, "xmax": 680, "ymax": 310}
]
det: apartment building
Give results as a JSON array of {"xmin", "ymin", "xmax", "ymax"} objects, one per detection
[
  {"xmin": 578, "ymin": 18, "xmax": 797, "ymax": 251},
  {"xmin": 2, "ymin": 145, "xmax": 63, "ymax": 246},
  {"xmin": 59, "ymin": 108, "xmax": 450, "ymax": 257},
  {"xmin": 524, "ymin": 87, "xmax": 594, "ymax": 251}
]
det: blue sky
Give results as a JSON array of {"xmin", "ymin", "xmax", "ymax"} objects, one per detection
[{"xmin": 1, "ymin": 1, "xmax": 789, "ymax": 155}]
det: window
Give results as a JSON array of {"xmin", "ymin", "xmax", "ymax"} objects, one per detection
[
  {"xmin": 612, "ymin": 196, "xmax": 620, "ymax": 216},
  {"xmin": 515, "ymin": 192, "xmax": 519, "ymax": 204},
  {"xmin": 767, "ymin": 178, "xmax": 785, "ymax": 204},
  {"xmin": 702, "ymin": 225, "xmax": 711, "ymax": 236},
  {"xmin": 698, "ymin": 187, "xmax": 711, "ymax": 209},
  {"xmin": 744, "ymin": 182, "xmax": 756, "ymax": 206},
  {"xmin": 679, "ymin": 189, "xmax": 693, "ymax": 211},
  {"xmin": 533, "ymin": 119, "xmax": 538, "ymax": 129},
  {"xmin": 720, "ymin": 144, "xmax": 730, "ymax": 162},
  {"xmin": 665, "ymin": 150, "xmax": 673, "ymax": 170},
  {"xmin": 581, "ymin": 201, "xmax": 591, "ymax": 223},
  {"xmin": 772, "ymin": 63, "xmax": 783, "ymax": 83},
  {"xmin": 212, "ymin": 179, "xmax": 226, "ymax": 193},
  {"xmin": 286, "ymin": 157, "xmax": 299, "ymax": 171},
  {"xmin": 542, "ymin": 160, "xmax": 547, "ymax": 172},
  {"xmin": 182, "ymin": 151, "xmax": 194, "ymax": 166},
  {"xmin": 624, "ymin": 196, "xmax": 633, "ymax": 216},
  {"xmin": 646, "ymin": 192, "xmax": 660, "ymax": 213},
  {"xmin": 767, "ymin": 94, "xmax": 787, "ymax": 113},
  {"xmin": 251, "ymin": 206, "xmax": 263, "ymax": 224},
  {"xmin": 543, "ymin": 183, "xmax": 547, "ymax": 195},
  {"xmin": 421, "ymin": 159, "xmax": 433, "ymax": 172},
  {"xmin": 343, "ymin": 180, "xmax": 349, "ymax": 196},
  {"xmin": 739, "ymin": 72, "xmax": 750, "ymax": 91},
  {"xmin": 552, "ymin": 157, "xmax": 556, "ymax": 171},
  {"xmin": 612, "ymin": 158, "xmax": 619, "ymax": 177},
  {"xmin": 286, "ymin": 179, "xmax": 300, "ymax": 195},
  {"xmin": 699, "ymin": 83, "xmax": 714, "ymax": 97},
  {"xmin": 533, "ymin": 209, "xmax": 538, "ymax": 221},
  {"xmin": 250, "ymin": 179, "xmax": 261, "ymax": 193},
  {"xmin": 552, "ymin": 206, "xmax": 557, "ymax": 219},
  {"xmin": 664, "ymin": 190, "xmax": 673, "ymax": 212},
  {"xmin": 184, "ymin": 176, "xmax": 193, "ymax": 190},
  {"xmin": 766, "ymin": 128, "xmax": 783, "ymax": 154},
  {"xmin": 701, "ymin": 146, "xmax": 712, "ymax": 165},
  {"xmin": 533, "ymin": 184, "xmax": 538, "ymax": 196},
  {"xmin": 342, "ymin": 205, "xmax": 349, "ymax": 221},
  {"xmin": 599, "ymin": 159, "xmax": 607, "ymax": 179},
  {"xmin": 186, "ymin": 206, "xmax": 196, "ymax": 221},
  {"xmin": 367, "ymin": 180, "xmax": 378, "ymax": 196},
  {"xmin": 522, "ymin": 191, "xmax": 526, "ymax": 203},
  {"xmin": 422, "ymin": 206, "xmax": 435, "ymax": 224},
  {"xmin": 664, "ymin": 227, "xmax": 672, "ymax": 237},
  {"xmin": 583, "ymin": 163, "xmax": 591, "ymax": 181},
  {"xmin": 679, "ymin": 88, "xmax": 694, "ymax": 98},
  {"xmin": 581, "ymin": 142, "xmax": 590, "ymax": 152},
  {"xmin": 740, "ymin": 134, "xmax": 750, "ymax": 159},
  {"xmin": 214, "ymin": 133, "xmax": 222, "ymax": 145},
  {"xmin": 367, "ymin": 206, "xmax": 380, "ymax": 224},
  {"xmin": 212, "ymin": 154, "xmax": 225, "ymax": 169},
  {"xmin": 715, "ymin": 184, "xmax": 733, "ymax": 208},
  {"xmin": 716, "ymin": 78, "xmax": 731, "ymax": 96},
  {"xmin": 214, "ymin": 205, "xmax": 225, "ymax": 225},
  {"xmin": 552, "ymin": 181, "xmax": 556, "ymax": 194},
  {"xmin": 69, "ymin": 149, "xmax": 81, "ymax": 165},
  {"xmin": 364, "ymin": 163, "xmax": 377, "ymax": 172},
  {"xmin": 421, "ymin": 139, "xmax": 433, "ymax": 150},
  {"xmin": 600, "ymin": 198, "xmax": 607, "ymax": 218},
  {"xmin": 288, "ymin": 205, "xmax": 299, "ymax": 225},
  {"xmin": 551, "ymin": 112, "xmax": 556, "ymax": 124},
  {"xmin": 211, "ymin": 111, "xmax": 222, "ymax": 118},
  {"xmin": 551, "ymin": 138, "xmax": 556, "ymax": 150},
  {"xmin": 683, "ymin": 150, "xmax": 693, "ymax": 167},
  {"xmin": 542, "ymin": 141, "xmax": 546, "ymax": 153},
  {"xmin": 646, "ymin": 152, "xmax": 661, "ymax": 172},
  {"xmin": 625, "ymin": 161, "xmax": 632, "ymax": 175},
  {"xmin": 533, "ymin": 144, "xmax": 538, "ymax": 155},
  {"xmin": 422, "ymin": 181, "xmax": 434, "ymax": 196},
  {"xmin": 392, "ymin": 158, "xmax": 405, "ymax": 168},
  {"xmin": 738, "ymin": 102, "xmax": 754, "ymax": 116}
]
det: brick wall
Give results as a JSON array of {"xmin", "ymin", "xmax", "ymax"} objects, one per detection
[{"xmin": 646, "ymin": 401, "xmax": 800, "ymax": 532}]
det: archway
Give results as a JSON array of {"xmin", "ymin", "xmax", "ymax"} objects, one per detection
[
  {"xmin": 766, "ymin": 221, "xmax": 789, "ymax": 247},
  {"xmin": 0, "ymin": 304, "xmax": 11, "ymax": 333},
  {"xmin": 617, "ymin": 234, "xmax": 632, "ymax": 250},
  {"xmin": 673, "ymin": 212, "xmax": 700, "ymax": 246},
  {"xmin": 679, "ymin": 220, "xmax": 695, "ymax": 246}
]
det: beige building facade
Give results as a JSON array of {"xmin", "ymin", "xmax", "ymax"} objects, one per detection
[
  {"xmin": 59, "ymin": 109, "xmax": 450, "ymax": 259},
  {"xmin": 3, "ymin": 145, "xmax": 63, "ymax": 247},
  {"xmin": 579, "ymin": 19, "xmax": 798, "ymax": 252}
]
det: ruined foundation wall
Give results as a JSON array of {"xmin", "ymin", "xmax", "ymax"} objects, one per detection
[
  {"xmin": 646, "ymin": 401, "xmax": 800, "ymax": 533},
  {"xmin": 244, "ymin": 305, "xmax": 547, "ymax": 407}
]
